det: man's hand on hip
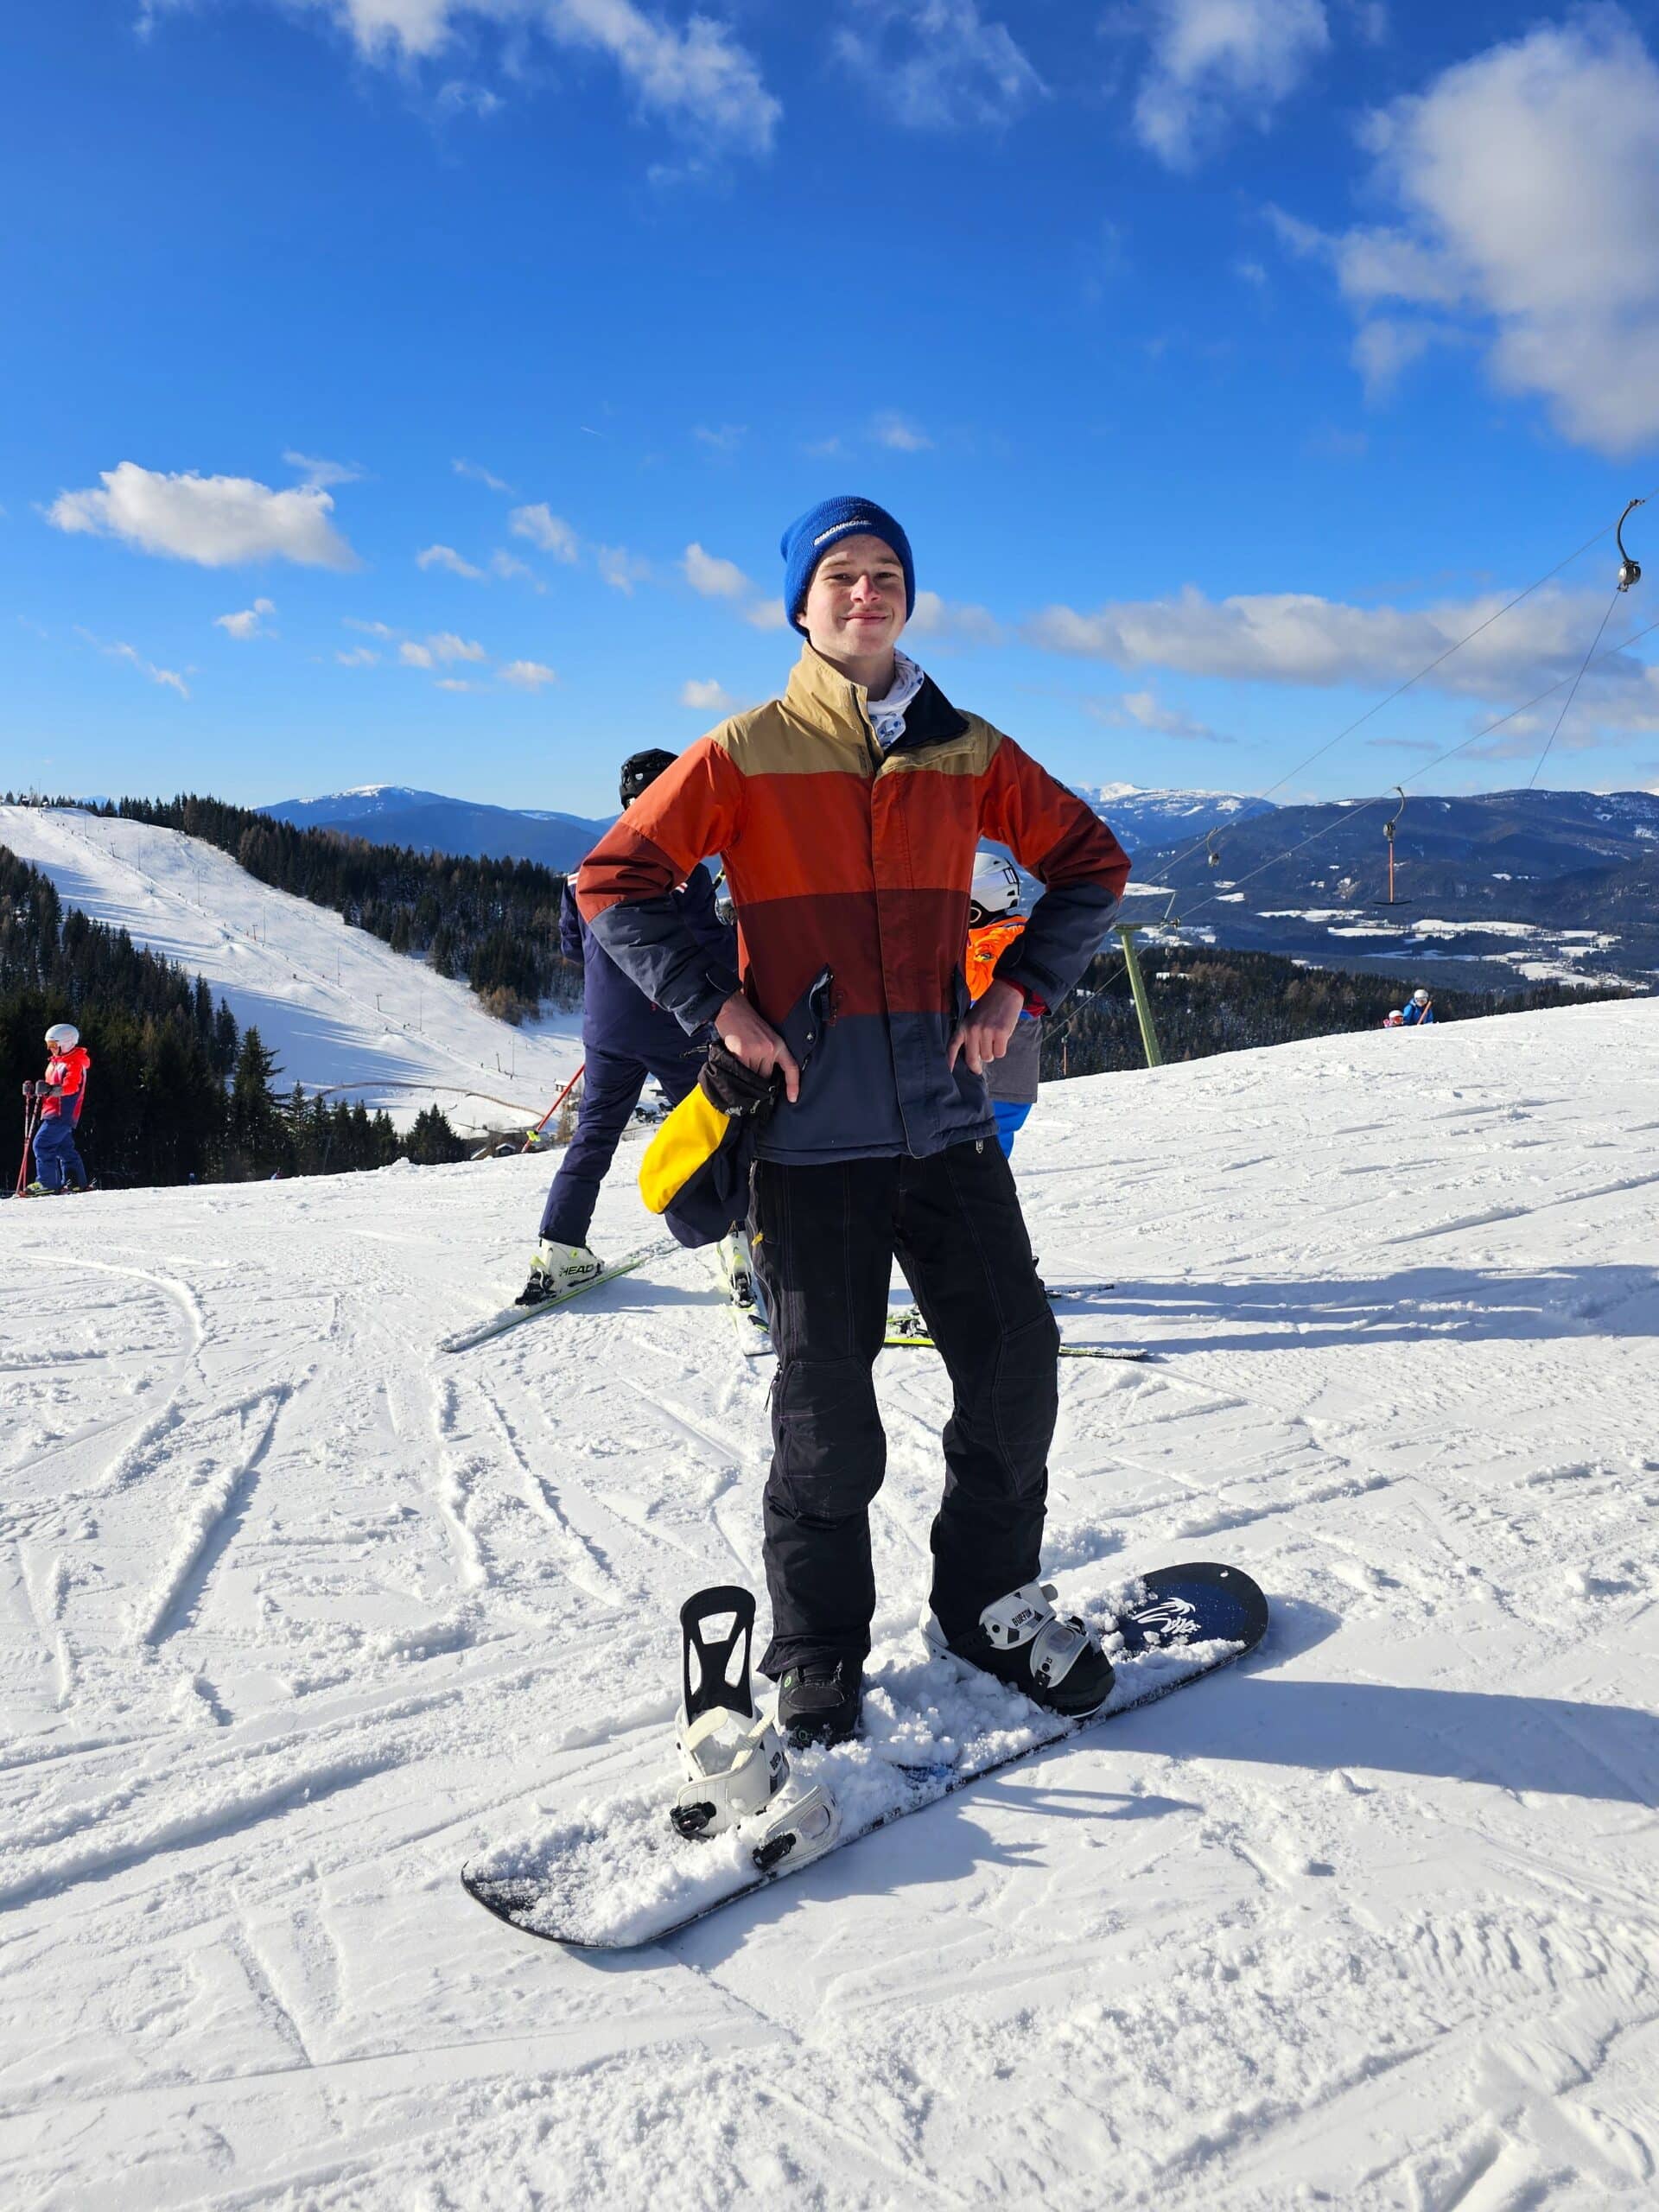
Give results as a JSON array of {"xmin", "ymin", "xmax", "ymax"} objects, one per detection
[
  {"xmin": 948, "ymin": 979, "xmax": 1025, "ymax": 1077},
  {"xmin": 716, "ymin": 993, "xmax": 801, "ymax": 1103}
]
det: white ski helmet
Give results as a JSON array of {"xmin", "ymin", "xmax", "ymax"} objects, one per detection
[
  {"xmin": 1412, "ymin": 988, "xmax": 1430, "ymax": 1007},
  {"xmin": 44, "ymin": 1022, "xmax": 79, "ymax": 1050},
  {"xmin": 970, "ymin": 851, "xmax": 1020, "ymax": 918}
]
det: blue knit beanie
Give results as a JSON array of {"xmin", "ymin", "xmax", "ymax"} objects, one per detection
[{"xmin": 780, "ymin": 496, "xmax": 916, "ymax": 634}]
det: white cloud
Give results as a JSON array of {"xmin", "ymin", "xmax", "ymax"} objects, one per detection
[
  {"xmin": 1094, "ymin": 688, "xmax": 1231, "ymax": 744},
  {"xmin": 835, "ymin": 0, "xmax": 1046, "ymax": 129},
  {"xmin": 214, "ymin": 595, "xmax": 276, "ymax": 640},
  {"xmin": 48, "ymin": 461, "xmax": 357, "ymax": 569},
  {"xmin": 454, "ymin": 456, "xmax": 514, "ymax": 493},
  {"xmin": 1234, "ymin": 257, "xmax": 1268, "ymax": 289},
  {"xmin": 490, "ymin": 549, "xmax": 540, "ymax": 584},
  {"xmin": 1271, "ymin": 14, "xmax": 1659, "ymax": 449},
  {"xmin": 400, "ymin": 640, "xmax": 435, "ymax": 669},
  {"xmin": 694, "ymin": 424, "xmax": 746, "ymax": 454},
  {"xmin": 872, "ymin": 410, "xmax": 932, "ymax": 452},
  {"xmin": 509, "ymin": 503, "xmax": 580, "ymax": 561},
  {"xmin": 283, "ymin": 449, "xmax": 363, "ymax": 489},
  {"xmin": 500, "ymin": 658, "xmax": 559, "ymax": 689},
  {"xmin": 682, "ymin": 542, "xmax": 750, "ymax": 599},
  {"xmin": 417, "ymin": 543, "xmax": 486, "ymax": 579},
  {"xmin": 1300, "ymin": 12, "xmax": 1659, "ymax": 453},
  {"xmin": 596, "ymin": 543, "xmax": 650, "ymax": 594},
  {"xmin": 435, "ymin": 677, "xmax": 482, "ymax": 691},
  {"xmin": 337, "ymin": 646, "xmax": 380, "ymax": 666},
  {"xmin": 78, "ymin": 627, "xmax": 190, "ymax": 698},
  {"xmin": 743, "ymin": 598, "xmax": 789, "ymax": 631},
  {"xmin": 428, "ymin": 631, "xmax": 487, "ymax": 662},
  {"xmin": 679, "ymin": 677, "xmax": 734, "ymax": 711},
  {"xmin": 907, "ymin": 589, "xmax": 1003, "ymax": 645},
  {"xmin": 344, "ymin": 617, "xmax": 399, "ymax": 639},
  {"xmin": 1027, "ymin": 582, "xmax": 1656, "ymax": 709},
  {"xmin": 1131, "ymin": 0, "xmax": 1330, "ymax": 170},
  {"xmin": 222, "ymin": 1, "xmax": 779, "ymax": 157}
]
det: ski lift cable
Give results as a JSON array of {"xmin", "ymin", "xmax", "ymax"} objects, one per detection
[
  {"xmin": 1172, "ymin": 606, "xmax": 1659, "ymax": 925},
  {"xmin": 1523, "ymin": 588, "xmax": 1621, "ymax": 794},
  {"xmin": 1148, "ymin": 488, "xmax": 1657, "ymax": 913}
]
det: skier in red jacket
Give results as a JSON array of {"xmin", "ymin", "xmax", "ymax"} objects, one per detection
[{"xmin": 29, "ymin": 1022, "xmax": 92, "ymax": 1194}]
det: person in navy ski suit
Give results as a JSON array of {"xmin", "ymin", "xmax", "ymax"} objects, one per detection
[{"xmin": 516, "ymin": 750, "xmax": 738, "ymax": 1305}]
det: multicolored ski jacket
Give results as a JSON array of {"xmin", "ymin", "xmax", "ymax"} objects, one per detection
[
  {"xmin": 576, "ymin": 645, "xmax": 1131, "ymax": 1165},
  {"xmin": 41, "ymin": 1045, "xmax": 91, "ymax": 1122}
]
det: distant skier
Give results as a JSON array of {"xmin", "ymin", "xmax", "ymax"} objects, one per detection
[
  {"xmin": 29, "ymin": 1022, "xmax": 91, "ymax": 1194},
  {"xmin": 1383, "ymin": 1008, "xmax": 1405, "ymax": 1029},
  {"xmin": 965, "ymin": 851, "xmax": 1042, "ymax": 1156},
  {"xmin": 1402, "ymin": 988, "xmax": 1436, "ymax": 1026},
  {"xmin": 577, "ymin": 493, "xmax": 1132, "ymax": 1752},
  {"xmin": 515, "ymin": 750, "xmax": 740, "ymax": 1306}
]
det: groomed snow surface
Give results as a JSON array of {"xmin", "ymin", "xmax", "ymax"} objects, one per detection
[
  {"xmin": 0, "ymin": 807, "xmax": 582, "ymax": 1134},
  {"xmin": 3, "ymin": 998, "xmax": 1658, "ymax": 2209}
]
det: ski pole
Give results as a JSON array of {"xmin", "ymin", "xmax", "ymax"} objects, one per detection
[
  {"xmin": 523, "ymin": 1062, "xmax": 584, "ymax": 1151},
  {"xmin": 15, "ymin": 1084, "xmax": 39, "ymax": 1198}
]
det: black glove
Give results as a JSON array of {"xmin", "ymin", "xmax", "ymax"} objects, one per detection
[
  {"xmin": 22, "ymin": 1080, "xmax": 38, "ymax": 1100},
  {"xmin": 699, "ymin": 1039, "xmax": 783, "ymax": 1123}
]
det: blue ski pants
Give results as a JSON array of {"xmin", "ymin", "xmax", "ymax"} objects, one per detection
[
  {"xmin": 539, "ymin": 1044, "xmax": 704, "ymax": 1248},
  {"xmin": 32, "ymin": 1115, "xmax": 87, "ymax": 1192}
]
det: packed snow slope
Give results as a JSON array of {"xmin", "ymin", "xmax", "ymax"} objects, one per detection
[
  {"xmin": 0, "ymin": 806, "xmax": 581, "ymax": 1133},
  {"xmin": 3, "ymin": 999, "xmax": 1658, "ymax": 2209}
]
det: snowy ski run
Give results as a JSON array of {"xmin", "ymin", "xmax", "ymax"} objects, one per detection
[{"xmin": 2, "ymin": 994, "xmax": 1657, "ymax": 2208}]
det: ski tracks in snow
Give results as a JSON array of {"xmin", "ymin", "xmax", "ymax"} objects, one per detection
[{"xmin": 3, "ymin": 1006, "xmax": 1659, "ymax": 2206}]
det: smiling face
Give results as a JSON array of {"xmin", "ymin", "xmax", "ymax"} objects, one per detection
[{"xmin": 798, "ymin": 533, "xmax": 909, "ymax": 671}]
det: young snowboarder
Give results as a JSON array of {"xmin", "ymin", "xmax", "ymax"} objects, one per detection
[
  {"xmin": 965, "ymin": 851, "xmax": 1042, "ymax": 1157},
  {"xmin": 577, "ymin": 495, "xmax": 1133, "ymax": 1748},
  {"xmin": 29, "ymin": 1022, "xmax": 92, "ymax": 1194},
  {"xmin": 516, "ymin": 749, "xmax": 740, "ymax": 1306},
  {"xmin": 1402, "ymin": 988, "xmax": 1435, "ymax": 1026}
]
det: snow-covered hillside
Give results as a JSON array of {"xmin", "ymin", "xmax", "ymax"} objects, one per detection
[
  {"xmin": 0, "ymin": 806, "xmax": 582, "ymax": 1133},
  {"xmin": 3, "ymin": 999, "xmax": 1657, "ymax": 2208}
]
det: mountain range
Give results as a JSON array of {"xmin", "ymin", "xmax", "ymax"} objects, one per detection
[
  {"xmin": 262, "ymin": 785, "xmax": 613, "ymax": 873},
  {"xmin": 263, "ymin": 780, "xmax": 1272, "ymax": 872}
]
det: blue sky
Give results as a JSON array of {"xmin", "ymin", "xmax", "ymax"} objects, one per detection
[{"xmin": 6, "ymin": 0, "xmax": 1659, "ymax": 817}]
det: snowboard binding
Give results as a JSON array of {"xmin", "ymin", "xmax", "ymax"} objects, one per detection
[{"xmin": 671, "ymin": 1586, "xmax": 789, "ymax": 1840}]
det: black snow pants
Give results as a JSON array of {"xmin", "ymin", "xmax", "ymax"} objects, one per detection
[{"xmin": 751, "ymin": 1138, "xmax": 1058, "ymax": 1678}]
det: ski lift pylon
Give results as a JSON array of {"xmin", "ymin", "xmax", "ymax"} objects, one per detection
[{"xmin": 1382, "ymin": 786, "xmax": 1406, "ymax": 906}]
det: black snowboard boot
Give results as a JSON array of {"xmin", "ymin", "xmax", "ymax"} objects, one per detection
[
  {"xmin": 935, "ymin": 1581, "xmax": 1114, "ymax": 1719},
  {"xmin": 777, "ymin": 1659, "xmax": 861, "ymax": 1749}
]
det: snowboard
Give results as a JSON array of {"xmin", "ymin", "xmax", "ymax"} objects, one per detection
[
  {"xmin": 461, "ymin": 1561, "xmax": 1267, "ymax": 1949},
  {"xmin": 441, "ymin": 1242, "xmax": 671, "ymax": 1355}
]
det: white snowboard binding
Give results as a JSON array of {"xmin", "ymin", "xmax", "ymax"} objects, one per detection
[
  {"xmin": 925, "ymin": 1579, "xmax": 1115, "ymax": 1717},
  {"xmin": 671, "ymin": 1586, "xmax": 788, "ymax": 1840},
  {"xmin": 670, "ymin": 1586, "xmax": 842, "ymax": 1872}
]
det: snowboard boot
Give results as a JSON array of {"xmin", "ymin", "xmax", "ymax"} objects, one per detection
[
  {"xmin": 777, "ymin": 1659, "xmax": 862, "ymax": 1749},
  {"xmin": 515, "ymin": 1238, "xmax": 605, "ymax": 1307},
  {"xmin": 928, "ymin": 1581, "xmax": 1115, "ymax": 1719}
]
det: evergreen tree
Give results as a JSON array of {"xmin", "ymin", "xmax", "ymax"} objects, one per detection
[{"xmin": 226, "ymin": 1027, "xmax": 289, "ymax": 1178}]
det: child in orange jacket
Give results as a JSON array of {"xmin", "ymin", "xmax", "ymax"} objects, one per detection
[{"xmin": 966, "ymin": 854, "xmax": 1041, "ymax": 1156}]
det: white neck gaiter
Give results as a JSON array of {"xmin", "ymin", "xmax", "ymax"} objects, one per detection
[{"xmin": 866, "ymin": 649, "xmax": 925, "ymax": 751}]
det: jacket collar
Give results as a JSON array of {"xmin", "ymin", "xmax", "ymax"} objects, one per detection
[{"xmin": 783, "ymin": 645, "xmax": 969, "ymax": 752}]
